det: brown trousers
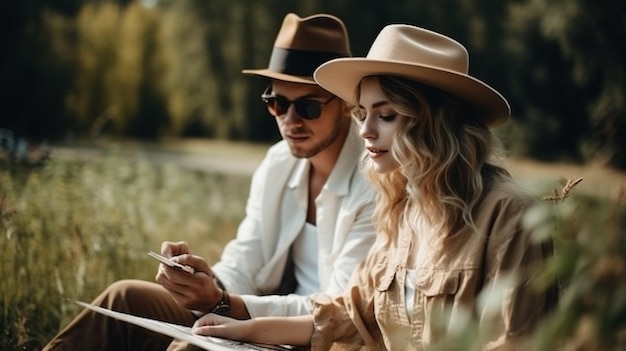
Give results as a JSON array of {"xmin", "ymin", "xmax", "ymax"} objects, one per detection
[{"xmin": 42, "ymin": 279, "xmax": 200, "ymax": 351}]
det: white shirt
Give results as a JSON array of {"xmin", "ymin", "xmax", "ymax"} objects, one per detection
[
  {"xmin": 292, "ymin": 222, "xmax": 319, "ymax": 295},
  {"xmin": 405, "ymin": 269, "xmax": 418, "ymax": 321},
  {"xmin": 405, "ymin": 213, "xmax": 434, "ymax": 321}
]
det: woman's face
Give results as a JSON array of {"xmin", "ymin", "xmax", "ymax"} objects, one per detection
[{"xmin": 357, "ymin": 77, "xmax": 402, "ymax": 173}]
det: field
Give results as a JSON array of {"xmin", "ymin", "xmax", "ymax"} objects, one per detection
[
  {"xmin": 1, "ymin": 140, "xmax": 625, "ymax": 350},
  {"xmin": 1, "ymin": 143, "xmax": 253, "ymax": 350}
]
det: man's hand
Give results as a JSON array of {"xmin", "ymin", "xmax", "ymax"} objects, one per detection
[
  {"xmin": 160, "ymin": 240, "xmax": 192, "ymax": 257},
  {"xmin": 155, "ymin": 241, "xmax": 223, "ymax": 313}
]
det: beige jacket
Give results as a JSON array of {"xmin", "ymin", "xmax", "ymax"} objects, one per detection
[{"xmin": 311, "ymin": 177, "xmax": 558, "ymax": 350}]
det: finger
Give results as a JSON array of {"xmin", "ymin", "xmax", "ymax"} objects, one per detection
[
  {"xmin": 173, "ymin": 254, "xmax": 211, "ymax": 275},
  {"xmin": 193, "ymin": 325, "xmax": 221, "ymax": 336},
  {"xmin": 156, "ymin": 266, "xmax": 194, "ymax": 293},
  {"xmin": 192, "ymin": 315, "xmax": 235, "ymax": 336},
  {"xmin": 159, "ymin": 260, "xmax": 210, "ymax": 285},
  {"xmin": 193, "ymin": 313, "xmax": 230, "ymax": 328},
  {"xmin": 157, "ymin": 264, "xmax": 195, "ymax": 286},
  {"xmin": 161, "ymin": 241, "xmax": 191, "ymax": 257},
  {"xmin": 157, "ymin": 274, "xmax": 193, "ymax": 303},
  {"xmin": 193, "ymin": 316, "xmax": 248, "ymax": 339}
]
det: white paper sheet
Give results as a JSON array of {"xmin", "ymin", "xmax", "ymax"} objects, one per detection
[{"xmin": 75, "ymin": 301, "xmax": 300, "ymax": 351}]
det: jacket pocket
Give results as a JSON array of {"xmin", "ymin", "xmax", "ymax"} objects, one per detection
[
  {"xmin": 414, "ymin": 270, "xmax": 464, "ymax": 343},
  {"xmin": 374, "ymin": 256, "xmax": 396, "ymax": 292},
  {"xmin": 417, "ymin": 270, "xmax": 460, "ymax": 297}
]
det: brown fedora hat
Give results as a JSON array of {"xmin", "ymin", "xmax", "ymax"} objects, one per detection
[
  {"xmin": 242, "ymin": 13, "xmax": 351, "ymax": 84},
  {"xmin": 314, "ymin": 25, "xmax": 510, "ymax": 127}
]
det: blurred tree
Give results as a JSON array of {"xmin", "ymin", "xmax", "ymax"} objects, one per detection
[
  {"xmin": 0, "ymin": 0, "xmax": 138, "ymax": 142},
  {"xmin": 504, "ymin": 0, "xmax": 626, "ymax": 168},
  {"xmin": 1, "ymin": 0, "xmax": 624, "ymax": 168},
  {"xmin": 552, "ymin": 0, "xmax": 626, "ymax": 169},
  {"xmin": 157, "ymin": 0, "xmax": 216, "ymax": 137},
  {"xmin": 185, "ymin": 0, "xmax": 245, "ymax": 139},
  {"xmin": 158, "ymin": 0, "xmax": 283, "ymax": 141},
  {"xmin": 238, "ymin": 2, "xmax": 281, "ymax": 142},
  {"xmin": 0, "ymin": 2, "xmax": 77, "ymax": 142},
  {"xmin": 67, "ymin": 2, "xmax": 122, "ymax": 134},
  {"xmin": 235, "ymin": 1, "xmax": 283, "ymax": 142},
  {"xmin": 111, "ymin": 3, "xmax": 168, "ymax": 138}
]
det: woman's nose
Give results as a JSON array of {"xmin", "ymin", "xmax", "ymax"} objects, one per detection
[{"xmin": 359, "ymin": 116, "xmax": 377, "ymax": 139}]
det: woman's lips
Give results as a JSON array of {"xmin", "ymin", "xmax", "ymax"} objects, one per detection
[{"xmin": 367, "ymin": 147, "xmax": 387, "ymax": 159}]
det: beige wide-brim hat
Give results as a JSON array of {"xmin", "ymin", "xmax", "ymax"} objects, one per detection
[
  {"xmin": 243, "ymin": 13, "xmax": 351, "ymax": 84},
  {"xmin": 314, "ymin": 24, "xmax": 510, "ymax": 127}
]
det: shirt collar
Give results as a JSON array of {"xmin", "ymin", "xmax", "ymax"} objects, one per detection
[{"xmin": 287, "ymin": 122, "xmax": 363, "ymax": 196}]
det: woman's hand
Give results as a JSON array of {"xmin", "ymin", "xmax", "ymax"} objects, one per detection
[
  {"xmin": 193, "ymin": 313, "xmax": 315, "ymax": 347},
  {"xmin": 192, "ymin": 313, "xmax": 253, "ymax": 341}
]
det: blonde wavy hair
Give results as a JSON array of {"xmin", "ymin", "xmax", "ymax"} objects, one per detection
[{"xmin": 356, "ymin": 76, "xmax": 510, "ymax": 245}]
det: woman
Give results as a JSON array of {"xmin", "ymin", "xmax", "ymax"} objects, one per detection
[{"xmin": 190, "ymin": 24, "xmax": 557, "ymax": 350}]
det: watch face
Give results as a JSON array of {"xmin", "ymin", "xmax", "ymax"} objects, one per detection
[{"xmin": 213, "ymin": 305, "xmax": 231, "ymax": 316}]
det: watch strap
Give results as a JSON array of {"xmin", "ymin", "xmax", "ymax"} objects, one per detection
[{"xmin": 210, "ymin": 289, "xmax": 231, "ymax": 316}]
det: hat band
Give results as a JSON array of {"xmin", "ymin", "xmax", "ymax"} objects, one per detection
[{"xmin": 268, "ymin": 47, "xmax": 348, "ymax": 77}]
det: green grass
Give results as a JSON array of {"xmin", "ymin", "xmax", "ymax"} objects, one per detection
[
  {"xmin": 0, "ymin": 155, "xmax": 250, "ymax": 350},
  {"xmin": 528, "ymin": 189, "xmax": 626, "ymax": 350},
  {"xmin": 1, "ymin": 149, "xmax": 625, "ymax": 350}
]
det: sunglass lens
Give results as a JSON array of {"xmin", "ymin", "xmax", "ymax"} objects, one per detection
[
  {"xmin": 264, "ymin": 96, "xmax": 288, "ymax": 116},
  {"xmin": 296, "ymin": 100, "xmax": 322, "ymax": 120},
  {"xmin": 263, "ymin": 95, "xmax": 323, "ymax": 120},
  {"xmin": 274, "ymin": 96, "xmax": 291, "ymax": 116}
]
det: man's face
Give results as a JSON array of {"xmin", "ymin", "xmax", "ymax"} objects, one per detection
[{"xmin": 268, "ymin": 80, "xmax": 350, "ymax": 159}]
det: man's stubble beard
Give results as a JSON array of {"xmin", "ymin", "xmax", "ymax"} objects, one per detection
[{"xmin": 289, "ymin": 118, "xmax": 347, "ymax": 159}]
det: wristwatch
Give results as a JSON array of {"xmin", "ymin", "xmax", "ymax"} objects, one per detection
[{"xmin": 210, "ymin": 289, "xmax": 231, "ymax": 316}]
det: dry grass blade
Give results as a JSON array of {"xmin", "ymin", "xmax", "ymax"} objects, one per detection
[{"xmin": 542, "ymin": 177, "xmax": 584, "ymax": 202}]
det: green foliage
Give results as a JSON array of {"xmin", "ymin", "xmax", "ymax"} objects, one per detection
[
  {"xmin": 502, "ymin": 0, "xmax": 626, "ymax": 167},
  {"xmin": 67, "ymin": 2, "xmax": 168, "ymax": 138},
  {"xmin": 0, "ymin": 157, "xmax": 250, "ymax": 350},
  {"xmin": 528, "ymin": 184, "xmax": 626, "ymax": 350},
  {"xmin": 69, "ymin": 2, "xmax": 123, "ymax": 134},
  {"xmin": 3, "ymin": 0, "xmax": 624, "ymax": 167}
]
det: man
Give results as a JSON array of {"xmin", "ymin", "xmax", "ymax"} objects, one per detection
[{"xmin": 43, "ymin": 13, "xmax": 375, "ymax": 351}]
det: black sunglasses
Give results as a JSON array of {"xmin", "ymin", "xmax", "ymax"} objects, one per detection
[{"xmin": 261, "ymin": 87, "xmax": 337, "ymax": 120}]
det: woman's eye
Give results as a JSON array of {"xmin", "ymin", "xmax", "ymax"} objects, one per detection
[{"xmin": 380, "ymin": 114, "xmax": 397, "ymax": 122}]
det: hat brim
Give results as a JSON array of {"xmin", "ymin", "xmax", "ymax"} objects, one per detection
[
  {"xmin": 242, "ymin": 69, "xmax": 316, "ymax": 84},
  {"xmin": 314, "ymin": 59, "xmax": 510, "ymax": 127}
]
